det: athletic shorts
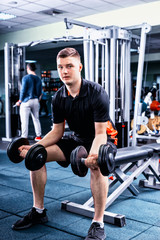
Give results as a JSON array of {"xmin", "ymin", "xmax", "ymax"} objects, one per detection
[{"xmin": 56, "ymin": 135, "xmax": 92, "ymax": 168}]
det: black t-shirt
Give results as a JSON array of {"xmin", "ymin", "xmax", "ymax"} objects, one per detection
[{"xmin": 52, "ymin": 78, "xmax": 110, "ymax": 143}]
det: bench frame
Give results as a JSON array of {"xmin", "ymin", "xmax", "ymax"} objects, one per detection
[{"xmin": 61, "ymin": 144, "xmax": 160, "ymax": 227}]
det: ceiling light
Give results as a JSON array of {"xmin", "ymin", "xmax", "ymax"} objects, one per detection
[
  {"xmin": 41, "ymin": 8, "xmax": 66, "ymax": 16},
  {"xmin": 0, "ymin": 12, "xmax": 16, "ymax": 20},
  {"xmin": 25, "ymin": 60, "xmax": 37, "ymax": 63}
]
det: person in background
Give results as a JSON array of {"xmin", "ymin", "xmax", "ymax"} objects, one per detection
[{"xmin": 16, "ymin": 63, "xmax": 42, "ymax": 141}]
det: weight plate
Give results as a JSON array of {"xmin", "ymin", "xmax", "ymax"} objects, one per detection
[
  {"xmin": 70, "ymin": 146, "xmax": 88, "ymax": 177},
  {"xmin": 25, "ymin": 144, "xmax": 47, "ymax": 171},
  {"xmin": 70, "ymin": 147, "xmax": 79, "ymax": 175},
  {"xmin": 7, "ymin": 137, "xmax": 29, "ymax": 164},
  {"xmin": 98, "ymin": 143, "xmax": 116, "ymax": 176},
  {"xmin": 76, "ymin": 146, "xmax": 88, "ymax": 177}
]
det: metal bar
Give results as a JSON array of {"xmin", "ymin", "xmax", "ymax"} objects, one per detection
[
  {"xmin": 125, "ymin": 40, "xmax": 131, "ymax": 146},
  {"xmin": 89, "ymin": 40, "xmax": 95, "ymax": 82},
  {"xmin": 115, "ymin": 40, "xmax": 119, "ymax": 121},
  {"xmin": 132, "ymin": 24, "xmax": 151, "ymax": 146},
  {"xmin": 3, "ymin": 43, "xmax": 12, "ymax": 141},
  {"xmin": 139, "ymin": 179, "xmax": 160, "ymax": 190},
  {"xmin": 101, "ymin": 42, "xmax": 105, "ymax": 88},
  {"xmin": 110, "ymin": 27, "xmax": 117, "ymax": 123},
  {"xmin": 95, "ymin": 42, "xmax": 99, "ymax": 84},
  {"xmin": 125, "ymin": 23, "xmax": 151, "ymax": 31},
  {"xmin": 104, "ymin": 39, "xmax": 109, "ymax": 95},
  {"xmin": 64, "ymin": 18, "xmax": 102, "ymax": 30},
  {"xmin": 83, "ymin": 197, "xmax": 94, "ymax": 208},
  {"xmin": 105, "ymin": 159, "xmax": 152, "ymax": 208},
  {"xmin": 109, "ymin": 162, "xmax": 137, "ymax": 188},
  {"xmin": 11, "ymin": 45, "xmax": 14, "ymax": 94},
  {"xmin": 83, "ymin": 28, "xmax": 90, "ymax": 80},
  {"xmin": 61, "ymin": 200, "xmax": 126, "ymax": 227},
  {"xmin": 120, "ymin": 40, "xmax": 125, "ymax": 122},
  {"xmin": 114, "ymin": 168, "xmax": 139, "ymax": 195},
  {"xmin": 148, "ymin": 163, "xmax": 160, "ymax": 182}
]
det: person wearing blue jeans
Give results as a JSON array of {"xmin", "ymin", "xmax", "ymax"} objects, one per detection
[{"xmin": 16, "ymin": 63, "xmax": 42, "ymax": 141}]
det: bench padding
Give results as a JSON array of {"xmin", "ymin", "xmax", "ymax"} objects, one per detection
[{"xmin": 115, "ymin": 146, "xmax": 153, "ymax": 166}]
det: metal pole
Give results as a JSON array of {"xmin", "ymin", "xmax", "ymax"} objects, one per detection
[
  {"xmin": 3, "ymin": 43, "xmax": 12, "ymax": 141},
  {"xmin": 95, "ymin": 42, "xmax": 99, "ymax": 84},
  {"xmin": 132, "ymin": 24, "xmax": 151, "ymax": 146},
  {"xmin": 110, "ymin": 27, "xmax": 117, "ymax": 123},
  {"xmin": 11, "ymin": 45, "xmax": 14, "ymax": 95},
  {"xmin": 64, "ymin": 18, "xmax": 102, "ymax": 30},
  {"xmin": 83, "ymin": 28, "xmax": 90, "ymax": 80},
  {"xmin": 120, "ymin": 40, "xmax": 125, "ymax": 123},
  {"xmin": 115, "ymin": 40, "xmax": 119, "ymax": 122},
  {"xmin": 105, "ymin": 39, "xmax": 109, "ymax": 95},
  {"xmin": 101, "ymin": 42, "xmax": 105, "ymax": 88},
  {"xmin": 125, "ymin": 40, "xmax": 131, "ymax": 146},
  {"xmin": 89, "ymin": 40, "xmax": 95, "ymax": 82}
]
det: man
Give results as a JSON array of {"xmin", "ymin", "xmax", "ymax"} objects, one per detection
[
  {"xmin": 16, "ymin": 63, "xmax": 42, "ymax": 141},
  {"xmin": 12, "ymin": 48, "xmax": 117, "ymax": 240}
]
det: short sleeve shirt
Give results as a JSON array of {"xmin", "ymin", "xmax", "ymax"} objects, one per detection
[{"xmin": 52, "ymin": 79, "xmax": 110, "ymax": 143}]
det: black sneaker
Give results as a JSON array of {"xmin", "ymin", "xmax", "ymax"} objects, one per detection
[
  {"xmin": 12, "ymin": 207, "xmax": 48, "ymax": 230},
  {"xmin": 85, "ymin": 222, "xmax": 106, "ymax": 240}
]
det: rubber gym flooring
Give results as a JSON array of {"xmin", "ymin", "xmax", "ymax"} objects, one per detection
[{"xmin": 0, "ymin": 116, "xmax": 160, "ymax": 239}]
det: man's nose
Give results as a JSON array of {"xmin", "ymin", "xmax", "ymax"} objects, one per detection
[{"xmin": 63, "ymin": 67, "xmax": 68, "ymax": 73}]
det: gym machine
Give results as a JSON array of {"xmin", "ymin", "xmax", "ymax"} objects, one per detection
[
  {"xmin": 3, "ymin": 43, "xmax": 25, "ymax": 141},
  {"xmin": 65, "ymin": 19, "xmax": 151, "ymax": 148}
]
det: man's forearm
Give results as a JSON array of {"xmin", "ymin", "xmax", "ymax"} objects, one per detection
[
  {"xmin": 89, "ymin": 133, "xmax": 107, "ymax": 155},
  {"xmin": 35, "ymin": 125, "xmax": 64, "ymax": 148}
]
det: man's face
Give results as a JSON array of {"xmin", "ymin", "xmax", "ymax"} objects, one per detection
[{"xmin": 57, "ymin": 56, "xmax": 82, "ymax": 86}]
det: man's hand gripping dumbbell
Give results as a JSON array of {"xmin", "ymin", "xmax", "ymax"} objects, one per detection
[
  {"xmin": 70, "ymin": 142, "xmax": 117, "ymax": 177},
  {"xmin": 7, "ymin": 137, "xmax": 47, "ymax": 171}
]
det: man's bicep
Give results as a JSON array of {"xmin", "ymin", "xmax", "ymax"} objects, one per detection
[{"xmin": 52, "ymin": 122, "xmax": 65, "ymax": 136}]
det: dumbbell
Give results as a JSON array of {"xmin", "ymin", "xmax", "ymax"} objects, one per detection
[
  {"xmin": 70, "ymin": 142, "xmax": 117, "ymax": 177},
  {"xmin": 7, "ymin": 137, "xmax": 47, "ymax": 171}
]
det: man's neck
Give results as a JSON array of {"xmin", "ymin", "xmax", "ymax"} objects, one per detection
[
  {"xmin": 67, "ymin": 78, "xmax": 82, "ymax": 98},
  {"xmin": 28, "ymin": 70, "xmax": 36, "ymax": 75}
]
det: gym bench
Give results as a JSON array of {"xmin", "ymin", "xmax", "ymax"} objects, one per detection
[{"xmin": 61, "ymin": 143, "xmax": 160, "ymax": 227}]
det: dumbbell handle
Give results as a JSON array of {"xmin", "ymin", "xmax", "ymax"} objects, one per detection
[
  {"xmin": 80, "ymin": 155, "xmax": 98, "ymax": 167},
  {"xmin": 80, "ymin": 158, "xmax": 86, "ymax": 164}
]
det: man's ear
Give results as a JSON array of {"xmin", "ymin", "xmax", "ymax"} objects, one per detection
[{"xmin": 79, "ymin": 63, "xmax": 83, "ymax": 72}]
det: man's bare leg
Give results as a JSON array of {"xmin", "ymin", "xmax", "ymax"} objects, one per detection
[
  {"xmin": 30, "ymin": 144, "xmax": 66, "ymax": 209},
  {"xmin": 90, "ymin": 168, "xmax": 108, "ymax": 222}
]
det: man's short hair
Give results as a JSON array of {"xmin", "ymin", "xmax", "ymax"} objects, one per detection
[
  {"xmin": 57, "ymin": 47, "xmax": 81, "ymax": 61},
  {"xmin": 27, "ymin": 63, "xmax": 36, "ymax": 71}
]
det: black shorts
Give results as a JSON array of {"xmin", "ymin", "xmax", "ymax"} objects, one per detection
[{"xmin": 56, "ymin": 135, "xmax": 92, "ymax": 168}]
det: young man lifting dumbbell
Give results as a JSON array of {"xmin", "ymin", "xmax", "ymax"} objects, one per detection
[{"xmin": 12, "ymin": 47, "xmax": 117, "ymax": 240}]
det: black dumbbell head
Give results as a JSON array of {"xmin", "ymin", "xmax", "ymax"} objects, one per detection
[
  {"xmin": 98, "ymin": 142, "xmax": 116, "ymax": 176},
  {"xmin": 70, "ymin": 146, "xmax": 88, "ymax": 177},
  {"xmin": 7, "ymin": 137, "xmax": 29, "ymax": 163},
  {"xmin": 25, "ymin": 144, "xmax": 47, "ymax": 171}
]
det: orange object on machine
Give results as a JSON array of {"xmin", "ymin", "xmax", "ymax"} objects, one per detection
[
  {"xmin": 106, "ymin": 121, "xmax": 118, "ymax": 145},
  {"xmin": 150, "ymin": 100, "xmax": 160, "ymax": 111},
  {"xmin": 109, "ymin": 176, "xmax": 114, "ymax": 180}
]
